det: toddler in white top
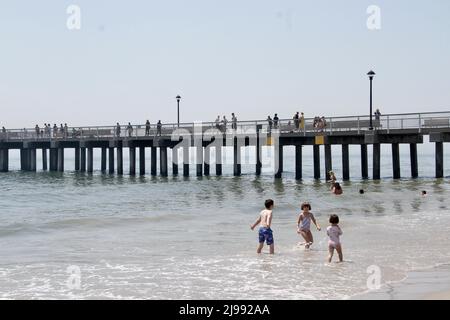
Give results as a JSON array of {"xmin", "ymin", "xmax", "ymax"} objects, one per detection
[{"xmin": 327, "ymin": 214, "xmax": 343, "ymax": 263}]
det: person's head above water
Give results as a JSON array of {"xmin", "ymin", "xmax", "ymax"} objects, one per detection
[
  {"xmin": 359, "ymin": 189, "xmax": 365, "ymax": 194},
  {"xmin": 334, "ymin": 183, "xmax": 342, "ymax": 190},
  {"xmin": 329, "ymin": 214, "xmax": 339, "ymax": 224},
  {"xmin": 422, "ymin": 190, "xmax": 427, "ymax": 196},
  {"xmin": 265, "ymin": 199, "xmax": 274, "ymax": 210},
  {"xmin": 301, "ymin": 202, "xmax": 311, "ymax": 211}
]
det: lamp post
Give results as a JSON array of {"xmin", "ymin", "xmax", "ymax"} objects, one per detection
[
  {"xmin": 176, "ymin": 95, "xmax": 181, "ymax": 128},
  {"xmin": 367, "ymin": 70, "xmax": 376, "ymax": 130}
]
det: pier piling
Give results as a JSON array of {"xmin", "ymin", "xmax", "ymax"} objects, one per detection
[
  {"xmin": 313, "ymin": 145, "xmax": 320, "ymax": 179},
  {"xmin": 74, "ymin": 147, "xmax": 79, "ymax": 171},
  {"xmin": 436, "ymin": 142, "xmax": 444, "ymax": 178},
  {"xmin": 101, "ymin": 147, "xmax": 107, "ymax": 173},
  {"xmin": 129, "ymin": 147, "xmax": 136, "ymax": 175},
  {"xmin": 57, "ymin": 148, "xmax": 64, "ymax": 172},
  {"xmin": 151, "ymin": 147, "xmax": 157, "ymax": 176},
  {"xmin": 410, "ymin": 143, "xmax": 418, "ymax": 178},
  {"xmin": 295, "ymin": 145, "xmax": 302, "ymax": 180},
  {"xmin": 87, "ymin": 147, "xmax": 93, "ymax": 173},
  {"xmin": 160, "ymin": 147, "xmax": 168, "ymax": 177},
  {"xmin": 342, "ymin": 144, "xmax": 350, "ymax": 181},
  {"xmin": 373, "ymin": 143, "xmax": 381, "ymax": 180},
  {"xmin": 117, "ymin": 147, "xmax": 123, "ymax": 175},
  {"xmin": 80, "ymin": 148, "xmax": 86, "ymax": 172},
  {"xmin": 361, "ymin": 144, "xmax": 368, "ymax": 179},
  {"xmin": 172, "ymin": 147, "xmax": 179, "ymax": 176},
  {"xmin": 109, "ymin": 147, "xmax": 115, "ymax": 173},
  {"xmin": 139, "ymin": 147, "xmax": 145, "ymax": 176},
  {"xmin": 216, "ymin": 146, "xmax": 222, "ymax": 176},
  {"xmin": 325, "ymin": 145, "xmax": 332, "ymax": 181}
]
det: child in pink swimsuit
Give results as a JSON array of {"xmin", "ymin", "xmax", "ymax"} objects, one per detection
[{"xmin": 327, "ymin": 214, "xmax": 343, "ymax": 263}]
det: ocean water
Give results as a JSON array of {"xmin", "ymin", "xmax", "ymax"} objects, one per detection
[{"xmin": 1, "ymin": 143, "xmax": 450, "ymax": 299}]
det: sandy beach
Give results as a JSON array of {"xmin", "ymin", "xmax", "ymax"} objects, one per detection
[{"xmin": 354, "ymin": 264, "xmax": 450, "ymax": 300}]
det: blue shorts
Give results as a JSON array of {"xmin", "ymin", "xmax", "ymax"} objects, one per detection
[{"xmin": 258, "ymin": 227, "xmax": 274, "ymax": 245}]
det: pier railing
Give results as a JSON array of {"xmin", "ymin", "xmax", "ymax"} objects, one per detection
[{"xmin": 1, "ymin": 111, "xmax": 450, "ymax": 141}]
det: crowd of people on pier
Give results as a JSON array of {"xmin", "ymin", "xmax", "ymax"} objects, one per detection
[{"xmin": 1, "ymin": 108, "xmax": 383, "ymax": 139}]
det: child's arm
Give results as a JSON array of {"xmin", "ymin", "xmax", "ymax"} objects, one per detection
[
  {"xmin": 337, "ymin": 225, "xmax": 343, "ymax": 235},
  {"xmin": 250, "ymin": 217, "xmax": 261, "ymax": 230},
  {"xmin": 311, "ymin": 214, "xmax": 321, "ymax": 231},
  {"xmin": 297, "ymin": 214, "xmax": 302, "ymax": 232}
]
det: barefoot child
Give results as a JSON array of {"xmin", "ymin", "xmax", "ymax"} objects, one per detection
[
  {"xmin": 297, "ymin": 202, "xmax": 321, "ymax": 249},
  {"xmin": 251, "ymin": 199, "xmax": 275, "ymax": 254},
  {"xmin": 327, "ymin": 214, "xmax": 343, "ymax": 263}
]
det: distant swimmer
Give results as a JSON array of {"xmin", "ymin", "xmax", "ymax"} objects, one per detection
[
  {"xmin": 251, "ymin": 199, "xmax": 275, "ymax": 254},
  {"xmin": 329, "ymin": 171, "xmax": 337, "ymax": 184},
  {"xmin": 332, "ymin": 182, "xmax": 343, "ymax": 195},
  {"xmin": 296, "ymin": 202, "xmax": 321, "ymax": 249},
  {"xmin": 327, "ymin": 214, "xmax": 343, "ymax": 263},
  {"xmin": 359, "ymin": 189, "xmax": 365, "ymax": 195},
  {"xmin": 421, "ymin": 190, "xmax": 427, "ymax": 197}
]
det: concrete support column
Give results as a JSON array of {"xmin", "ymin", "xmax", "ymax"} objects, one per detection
[
  {"xmin": 129, "ymin": 147, "xmax": 136, "ymax": 176},
  {"xmin": 0, "ymin": 149, "xmax": 9, "ymax": 172},
  {"xmin": 342, "ymin": 144, "xmax": 350, "ymax": 181},
  {"xmin": 87, "ymin": 147, "xmax": 94, "ymax": 173},
  {"xmin": 183, "ymin": 146, "xmax": 189, "ymax": 177},
  {"xmin": 436, "ymin": 142, "xmax": 444, "ymax": 178},
  {"xmin": 233, "ymin": 137, "xmax": 241, "ymax": 176},
  {"xmin": 295, "ymin": 145, "xmax": 302, "ymax": 180},
  {"xmin": 410, "ymin": 143, "xmax": 418, "ymax": 178},
  {"xmin": 160, "ymin": 147, "xmax": 168, "ymax": 177},
  {"xmin": 49, "ymin": 148, "xmax": 58, "ymax": 172},
  {"xmin": 324, "ymin": 144, "xmax": 332, "ymax": 181},
  {"xmin": 215, "ymin": 146, "xmax": 222, "ymax": 176},
  {"xmin": 108, "ymin": 147, "xmax": 115, "ymax": 174},
  {"xmin": 361, "ymin": 144, "xmax": 368, "ymax": 179},
  {"xmin": 256, "ymin": 141, "xmax": 262, "ymax": 176},
  {"xmin": 373, "ymin": 143, "xmax": 381, "ymax": 180},
  {"xmin": 80, "ymin": 148, "xmax": 86, "ymax": 172},
  {"xmin": 313, "ymin": 145, "xmax": 320, "ymax": 180},
  {"xmin": 101, "ymin": 147, "xmax": 107, "ymax": 173},
  {"xmin": 151, "ymin": 147, "xmax": 157, "ymax": 176},
  {"xmin": 196, "ymin": 146, "xmax": 203, "ymax": 177},
  {"xmin": 74, "ymin": 147, "xmax": 80, "ymax": 171},
  {"xmin": 30, "ymin": 149, "xmax": 37, "ymax": 172},
  {"xmin": 57, "ymin": 148, "xmax": 64, "ymax": 172},
  {"xmin": 42, "ymin": 149, "xmax": 48, "ymax": 171},
  {"xmin": 139, "ymin": 147, "xmax": 145, "ymax": 176},
  {"xmin": 117, "ymin": 147, "xmax": 123, "ymax": 175},
  {"xmin": 204, "ymin": 146, "xmax": 210, "ymax": 176},
  {"xmin": 392, "ymin": 143, "xmax": 400, "ymax": 179},
  {"xmin": 172, "ymin": 147, "xmax": 179, "ymax": 176},
  {"xmin": 274, "ymin": 144, "xmax": 283, "ymax": 179}
]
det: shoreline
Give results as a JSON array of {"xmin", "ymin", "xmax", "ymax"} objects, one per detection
[{"xmin": 352, "ymin": 264, "xmax": 450, "ymax": 300}]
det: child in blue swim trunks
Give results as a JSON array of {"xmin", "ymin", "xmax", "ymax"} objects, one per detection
[{"xmin": 250, "ymin": 199, "xmax": 275, "ymax": 254}]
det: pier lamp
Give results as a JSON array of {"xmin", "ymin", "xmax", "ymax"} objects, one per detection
[
  {"xmin": 367, "ymin": 70, "xmax": 376, "ymax": 130},
  {"xmin": 176, "ymin": 95, "xmax": 181, "ymax": 128}
]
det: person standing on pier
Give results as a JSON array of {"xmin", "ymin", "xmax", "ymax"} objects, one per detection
[
  {"xmin": 215, "ymin": 116, "xmax": 221, "ymax": 130},
  {"xmin": 273, "ymin": 114, "xmax": 279, "ymax": 129},
  {"xmin": 156, "ymin": 120, "xmax": 162, "ymax": 136},
  {"xmin": 59, "ymin": 124, "xmax": 64, "ymax": 138},
  {"xmin": 35, "ymin": 125, "xmax": 40, "ymax": 138},
  {"xmin": 64, "ymin": 124, "xmax": 68, "ymax": 138},
  {"xmin": 127, "ymin": 123, "xmax": 134, "ymax": 137},
  {"xmin": 267, "ymin": 116, "xmax": 273, "ymax": 133},
  {"xmin": 374, "ymin": 109, "xmax": 381, "ymax": 120},
  {"xmin": 231, "ymin": 113, "xmax": 237, "ymax": 131},
  {"xmin": 52, "ymin": 124, "xmax": 58, "ymax": 138},
  {"xmin": 300, "ymin": 112, "xmax": 305, "ymax": 131},
  {"xmin": 145, "ymin": 120, "xmax": 151, "ymax": 136},
  {"xmin": 222, "ymin": 116, "xmax": 228, "ymax": 132},
  {"xmin": 116, "ymin": 123, "xmax": 121, "ymax": 137},
  {"xmin": 293, "ymin": 112, "xmax": 300, "ymax": 131}
]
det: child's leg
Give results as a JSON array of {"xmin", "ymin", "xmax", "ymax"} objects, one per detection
[
  {"xmin": 269, "ymin": 244, "xmax": 274, "ymax": 254},
  {"xmin": 308, "ymin": 231, "xmax": 314, "ymax": 244},
  {"xmin": 336, "ymin": 244, "xmax": 343, "ymax": 262},
  {"xmin": 328, "ymin": 246, "xmax": 334, "ymax": 263},
  {"xmin": 257, "ymin": 242, "xmax": 264, "ymax": 254},
  {"xmin": 299, "ymin": 230, "xmax": 309, "ymax": 243}
]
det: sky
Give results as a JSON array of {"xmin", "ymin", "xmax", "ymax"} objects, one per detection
[{"xmin": 0, "ymin": 0, "xmax": 449, "ymax": 128}]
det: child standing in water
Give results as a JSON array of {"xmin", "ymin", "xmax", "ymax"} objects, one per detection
[
  {"xmin": 327, "ymin": 214, "xmax": 343, "ymax": 263},
  {"xmin": 251, "ymin": 199, "xmax": 275, "ymax": 254},
  {"xmin": 297, "ymin": 202, "xmax": 321, "ymax": 249}
]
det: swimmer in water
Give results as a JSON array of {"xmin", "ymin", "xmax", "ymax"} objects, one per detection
[{"xmin": 332, "ymin": 182, "xmax": 343, "ymax": 195}]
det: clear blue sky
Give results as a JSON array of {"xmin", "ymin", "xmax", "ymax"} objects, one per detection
[{"xmin": 0, "ymin": 0, "xmax": 449, "ymax": 127}]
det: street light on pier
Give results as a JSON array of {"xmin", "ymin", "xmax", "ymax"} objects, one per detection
[
  {"xmin": 176, "ymin": 95, "xmax": 181, "ymax": 128},
  {"xmin": 367, "ymin": 70, "xmax": 376, "ymax": 130}
]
